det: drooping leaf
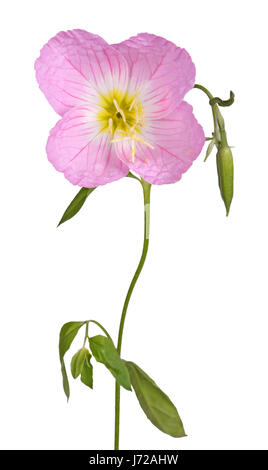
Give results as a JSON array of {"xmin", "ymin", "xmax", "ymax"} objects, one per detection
[
  {"xmin": 89, "ymin": 335, "xmax": 131, "ymax": 391},
  {"xmin": 126, "ymin": 361, "xmax": 186, "ymax": 438},
  {"xmin": 59, "ymin": 321, "xmax": 86, "ymax": 399},
  {"xmin": 57, "ymin": 187, "xmax": 96, "ymax": 227},
  {"xmin": 80, "ymin": 353, "xmax": 93, "ymax": 389},
  {"xmin": 60, "ymin": 362, "xmax": 70, "ymax": 401}
]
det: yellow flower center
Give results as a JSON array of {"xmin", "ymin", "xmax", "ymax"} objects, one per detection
[{"xmin": 97, "ymin": 89, "xmax": 153, "ymax": 163}]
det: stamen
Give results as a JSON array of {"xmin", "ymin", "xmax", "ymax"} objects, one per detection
[
  {"xmin": 113, "ymin": 98, "xmax": 121, "ymax": 113},
  {"xmin": 108, "ymin": 118, "xmax": 113, "ymax": 137},
  {"xmin": 129, "ymin": 97, "xmax": 137, "ymax": 112},
  {"xmin": 135, "ymin": 136, "xmax": 154, "ymax": 149},
  {"xmin": 131, "ymin": 139, "xmax": 135, "ymax": 163},
  {"xmin": 118, "ymin": 129, "xmax": 127, "ymax": 136},
  {"xmin": 140, "ymin": 109, "xmax": 145, "ymax": 126},
  {"xmin": 111, "ymin": 137, "xmax": 131, "ymax": 143},
  {"xmin": 106, "ymin": 89, "xmax": 151, "ymax": 164},
  {"xmin": 113, "ymin": 99, "xmax": 126, "ymax": 123},
  {"xmin": 129, "ymin": 87, "xmax": 141, "ymax": 111},
  {"xmin": 111, "ymin": 131, "xmax": 153, "ymax": 164}
]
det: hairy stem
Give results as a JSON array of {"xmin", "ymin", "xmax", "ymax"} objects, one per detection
[{"xmin": 114, "ymin": 179, "xmax": 151, "ymax": 450}]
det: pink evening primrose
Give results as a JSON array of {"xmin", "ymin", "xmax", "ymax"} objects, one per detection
[{"xmin": 35, "ymin": 30, "xmax": 205, "ymax": 186}]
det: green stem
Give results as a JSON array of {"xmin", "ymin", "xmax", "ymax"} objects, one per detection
[
  {"xmin": 88, "ymin": 320, "xmax": 112, "ymax": 340},
  {"xmin": 114, "ymin": 179, "xmax": 151, "ymax": 450},
  {"xmin": 83, "ymin": 322, "xmax": 89, "ymax": 347},
  {"xmin": 194, "ymin": 83, "xmax": 213, "ymax": 100},
  {"xmin": 126, "ymin": 171, "xmax": 141, "ymax": 182},
  {"xmin": 194, "ymin": 84, "xmax": 222, "ymax": 147}
]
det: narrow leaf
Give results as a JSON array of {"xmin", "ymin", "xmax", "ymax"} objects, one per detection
[
  {"xmin": 60, "ymin": 361, "xmax": 70, "ymax": 400},
  {"xmin": 204, "ymin": 138, "xmax": 215, "ymax": 161},
  {"xmin": 89, "ymin": 335, "xmax": 131, "ymax": 391},
  {"xmin": 126, "ymin": 361, "xmax": 186, "ymax": 438},
  {"xmin": 57, "ymin": 187, "xmax": 96, "ymax": 227},
  {"xmin": 59, "ymin": 321, "xmax": 86, "ymax": 399}
]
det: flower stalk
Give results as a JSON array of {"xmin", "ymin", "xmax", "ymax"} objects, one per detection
[
  {"xmin": 194, "ymin": 84, "xmax": 234, "ymax": 215},
  {"xmin": 114, "ymin": 178, "xmax": 151, "ymax": 450}
]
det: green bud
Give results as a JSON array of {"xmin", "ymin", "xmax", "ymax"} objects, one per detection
[
  {"xmin": 71, "ymin": 347, "xmax": 89, "ymax": 379},
  {"xmin": 216, "ymin": 145, "xmax": 234, "ymax": 216}
]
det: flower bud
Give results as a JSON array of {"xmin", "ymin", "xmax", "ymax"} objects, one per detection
[{"xmin": 216, "ymin": 145, "xmax": 234, "ymax": 216}]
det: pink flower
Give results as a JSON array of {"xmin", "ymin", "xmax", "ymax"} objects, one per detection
[{"xmin": 35, "ymin": 30, "xmax": 205, "ymax": 186}]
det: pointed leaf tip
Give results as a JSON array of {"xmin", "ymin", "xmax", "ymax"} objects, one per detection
[
  {"xmin": 59, "ymin": 321, "xmax": 86, "ymax": 399},
  {"xmin": 57, "ymin": 187, "xmax": 96, "ymax": 227},
  {"xmin": 126, "ymin": 361, "xmax": 186, "ymax": 438},
  {"xmin": 204, "ymin": 138, "xmax": 216, "ymax": 162},
  {"xmin": 216, "ymin": 146, "xmax": 233, "ymax": 216}
]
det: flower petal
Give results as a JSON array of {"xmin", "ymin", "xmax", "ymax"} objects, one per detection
[
  {"xmin": 46, "ymin": 105, "xmax": 129, "ymax": 187},
  {"xmin": 35, "ymin": 29, "xmax": 129, "ymax": 116},
  {"xmin": 114, "ymin": 101, "xmax": 205, "ymax": 185},
  {"xmin": 113, "ymin": 33, "xmax": 195, "ymax": 120}
]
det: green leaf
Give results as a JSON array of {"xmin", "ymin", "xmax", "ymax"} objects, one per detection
[
  {"xmin": 60, "ymin": 362, "xmax": 70, "ymax": 401},
  {"xmin": 80, "ymin": 352, "xmax": 93, "ymax": 389},
  {"xmin": 126, "ymin": 361, "xmax": 186, "ymax": 438},
  {"xmin": 71, "ymin": 347, "xmax": 88, "ymax": 379},
  {"xmin": 89, "ymin": 335, "xmax": 131, "ymax": 391},
  {"xmin": 71, "ymin": 347, "xmax": 93, "ymax": 389},
  {"xmin": 59, "ymin": 321, "xmax": 86, "ymax": 399},
  {"xmin": 204, "ymin": 138, "xmax": 216, "ymax": 161},
  {"xmin": 57, "ymin": 187, "xmax": 96, "ymax": 227}
]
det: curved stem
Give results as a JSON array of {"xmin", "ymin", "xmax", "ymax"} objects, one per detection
[
  {"xmin": 194, "ymin": 84, "xmax": 221, "ymax": 146},
  {"xmin": 114, "ymin": 179, "xmax": 151, "ymax": 450},
  {"xmin": 194, "ymin": 83, "xmax": 213, "ymax": 100},
  {"xmin": 126, "ymin": 171, "xmax": 141, "ymax": 183},
  {"xmin": 88, "ymin": 320, "xmax": 112, "ymax": 340}
]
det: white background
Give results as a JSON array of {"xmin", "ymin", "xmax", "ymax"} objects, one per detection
[{"xmin": 0, "ymin": 0, "xmax": 267, "ymax": 450}]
